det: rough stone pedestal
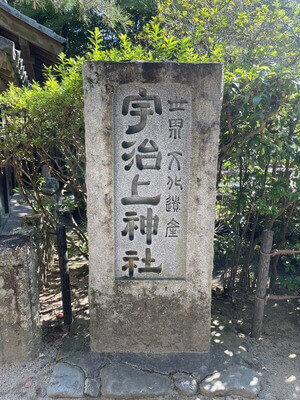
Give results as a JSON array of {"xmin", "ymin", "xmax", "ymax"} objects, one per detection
[
  {"xmin": 83, "ymin": 61, "xmax": 223, "ymax": 353},
  {"xmin": 0, "ymin": 234, "xmax": 40, "ymax": 363}
]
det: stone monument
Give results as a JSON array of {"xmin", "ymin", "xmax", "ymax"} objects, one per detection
[
  {"xmin": 83, "ymin": 61, "xmax": 223, "ymax": 353},
  {"xmin": 0, "ymin": 234, "xmax": 40, "ymax": 363}
]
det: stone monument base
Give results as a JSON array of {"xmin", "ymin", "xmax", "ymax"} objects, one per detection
[
  {"xmin": 89, "ymin": 284, "xmax": 211, "ymax": 354},
  {"xmin": 47, "ymin": 350, "xmax": 261, "ymax": 399},
  {"xmin": 47, "ymin": 317, "xmax": 262, "ymax": 399}
]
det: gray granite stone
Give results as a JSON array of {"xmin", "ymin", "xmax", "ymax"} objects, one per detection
[
  {"xmin": 84, "ymin": 377, "xmax": 101, "ymax": 397},
  {"xmin": 83, "ymin": 60, "xmax": 223, "ymax": 353},
  {"xmin": 101, "ymin": 363, "xmax": 173, "ymax": 398},
  {"xmin": 62, "ymin": 352, "xmax": 108, "ymax": 378},
  {"xmin": 191, "ymin": 396, "xmax": 209, "ymax": 400},
  {"xmin": 110, "ymin": 352, "xmax": 212, "ymax": 374},
  {"xmin": 173, "ymin": 396, "xmax": 209, "ymax": 400},
  {"xmin": 173, "ymin": 372, "xmax": 198, "ymax": 395},
  {"xmin": 0, "ymin": 234, "xmax": 40, "ymax": 363},
  {"xmin": 199, "ymin": 365, "xmax": 261, "ymax": 399},
  {"xmin": 47, "ymin": 362, "xmax": 85, "ymax": 398},
  {"xmin": 110, "ymin": 341, "xmax": 246, "ymax": 379},
  {"xmin": 113, "ymin": 83, "xmax": 192, "ymax": 280},
  {"xmin": 226, "ymin": 396, "xmax": 248, "ymax": 400}
]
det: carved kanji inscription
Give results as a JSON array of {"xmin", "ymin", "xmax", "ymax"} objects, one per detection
[{"xmin": 114, "ymin": 84, "xmax": 191, "ymax": 279}]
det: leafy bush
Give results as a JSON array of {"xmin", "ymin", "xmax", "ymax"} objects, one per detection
[
  {"xmin": 0, "ymin": 5, "xmax": 299, "ymax": 291},
  {"xmin": 0, "ymin": 24, "xmax": 201, "ymax": 259}
]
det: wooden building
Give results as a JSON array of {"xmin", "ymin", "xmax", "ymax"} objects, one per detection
[{"xmin": 0, "ymin": 1, "xmax": 66, "ymax": 226}]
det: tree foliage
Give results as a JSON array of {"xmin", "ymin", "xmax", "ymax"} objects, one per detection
[
  {"xmin": 217, "ymin": 66, "xmax": 299, "ymax": 289},
  {"xmin": 0, "ymin": 25, "xmax": 201, "ymax": 260},
  {"xmin": 1, "ymin": 1, "xmax": 299, "ymax": 290},
  {"xmin": 155, "ymin": 0, "xmax": 299, "ymax": 69},
  {"xmin": 154, "ymin": 0, "xmax": 300, "ymax": 290},
  {"xmin": 8, "ymin": 0, "xmax": 157, "ymax": 56}
]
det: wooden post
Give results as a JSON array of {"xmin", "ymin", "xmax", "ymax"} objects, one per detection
[
  {"xmin": 57, "ymin": 225, "xmax": 72, "ymax": 325},
  {"xmin": 251, "ymin": 229, "xmax": 273, "ymax": 338},
  {"xmin": 0, "ymin": 167, "xmax": 9, "ymax": 214}
]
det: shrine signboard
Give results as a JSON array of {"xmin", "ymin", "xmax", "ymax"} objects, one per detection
[
  {"xmin": 83, "ymin": 61, "xmax": 223, "ymax": 353},
  {"xmin": 114, "ymin": 84, "xmax": 191, "ymax": 280}
]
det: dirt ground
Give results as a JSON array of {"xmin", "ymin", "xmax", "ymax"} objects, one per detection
[
  {"xmin": 212, "ymin": 291, "xmax": 300, "ymax": 400},
  {"xmin": 0, "ymin": 262, "xmax": 299, "ymax": 400}
]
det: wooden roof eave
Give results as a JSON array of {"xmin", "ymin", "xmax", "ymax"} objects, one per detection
[
  {"xmin": 0, "ymin": 2, "xmax": 66, "ymax": 57},
  {"xmin": 0, "ymin": 36, "xmax": 29, "ymax": 90}
]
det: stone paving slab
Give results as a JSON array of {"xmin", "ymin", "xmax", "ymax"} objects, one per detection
[
  {"xmin": 109, "ymin": 341, "xmax": 248, "ymax": 381},
  {"xmin": 47, "ymin": 353, "xmax": 262, "ymax": 399},
  {"xmin": 101, "ymin": 363, "xmax": 173, "ymax": 398},
  {"xmin": 47, "ymin": 362, "xmax": 85, "ymax": 398},
  {"xmin": 199, "ymin": 365, "xmax": 261, "ymax": 399},
  {"xmin": 62, "ymin": 352, "xmax": 109, "ymax": 378}
]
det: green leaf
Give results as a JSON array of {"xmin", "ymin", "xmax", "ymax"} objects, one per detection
[{"xmin": 252, "ymin": 96, "xmax": 262, "ymax": 105}]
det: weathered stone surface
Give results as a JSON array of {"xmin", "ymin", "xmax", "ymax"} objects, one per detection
[
  {"xmin": 60, "ymin": 317, "xmax": 90, "ymax": 354},
  {"xmin": 173, "ymin": 372, "xmax": 198, "ymax": 395},
  {"xmin": 173, "ymin": 396, "xmax": 210, "ymax": 400},
  {"xmin": 83, "ymin": 60, "xmax": 223, "ymax": 353},
  {"xmin": 0, "ymin": 234, "xmax": 40, "ymax": 363},
  {"xmin": 110, "ymin": 352, "xmax": 212, "ymax": 375},
  {"xmin": 47, "ymin": 362, "xmax": 85, "ymax": 398},
  {"xmin": 226, "ymin": 396, "xmax": 249, "ymax": 400},
  {"xmin": 199, "ymin": 365, "xmax": 261, "ymax": 398},
  {"xmin": 62, "ymin": 351, "xmax": 108, "ymax": 378},
  {"xmin": 113, "ymin": 83, "xmax": 192, "ymax": 280},
  {"xmin": 84, "ymin": 377, "xmax": 101, "ymax": 397},
  {"xmin": 111, "ymin": 341, "xmax": 247, "ymax": 380},
  {"xmin": 101, "ymin": 363, "xmax": 173, "ymax": 398}
]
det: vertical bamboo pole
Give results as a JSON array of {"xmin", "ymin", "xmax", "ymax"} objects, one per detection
[{"xmin": 251, "ymin": 229, "xmax": 273, "ymax": 338}]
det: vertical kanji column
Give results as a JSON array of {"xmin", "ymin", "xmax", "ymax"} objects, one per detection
[{"xmin": 83, "ymin": 61, "xmax": 223, "ymax": 353}]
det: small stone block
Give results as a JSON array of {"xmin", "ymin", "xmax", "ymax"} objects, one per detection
[
  {"xmin": 199, "ymin": 365, "xmax": 261, "ymax": 399},
  {"xmin": 173, "ymin": 372, "xmax": 198, "ymax": 395},
  {"xmin": 47, "ymin": 362, "xmax": 85, "ymax": 398},
  {"xmin": 101, "ymin": 363, "xmax": 173, "ymax": 398},
  {"xmin": 85, "ymin": 377, "xmax": 101, "ymax": 397}
]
